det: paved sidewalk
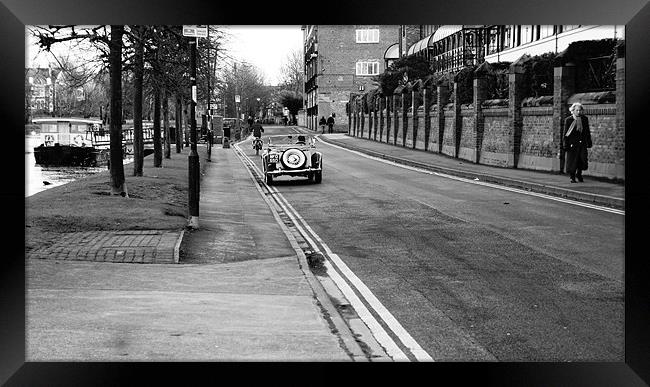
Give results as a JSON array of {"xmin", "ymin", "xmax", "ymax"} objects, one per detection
[
  {"xmin": 307, "ymin": 130, "xmax": 624, "ymax": 210},
  {"xmin": 27, "ymin": 230, "xmax": 182, "ymax": 263},
  {"xmin": 26, "ymin": 143, "xmax": 363, "ymax": 362}
]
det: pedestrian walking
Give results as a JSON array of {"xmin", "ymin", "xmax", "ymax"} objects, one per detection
[
  {"xmin": 563, "ymin": 102, "xmax": 592, "ymax": 183},
  {"xmin": 326, "ymin": 114, "xmax": 335, "ymax": 134},
  {"xmin": 283, "ymin": 116, "xmax": 288, "ymax": 126},
  {"xmin": 319, "ymin": 116, "xmax": 327, "ymax": 133}
]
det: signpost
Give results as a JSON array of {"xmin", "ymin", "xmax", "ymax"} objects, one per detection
[
  {"xmin": 183, "ymin": 25, "xmax": 206, "ymax": 229},
  {"xmin": 182, "ymin": 25, "xmax": 207, "ymax": 38}
]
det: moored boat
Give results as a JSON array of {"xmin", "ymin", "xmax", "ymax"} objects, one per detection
[{"xmin": 33, "ymin": 118, "xmax": 112, "ymax": 167}]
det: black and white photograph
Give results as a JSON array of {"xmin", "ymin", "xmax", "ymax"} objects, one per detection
[{"xmin": 3, "ymin": 0, "xmax": 649, "ymax": 382}]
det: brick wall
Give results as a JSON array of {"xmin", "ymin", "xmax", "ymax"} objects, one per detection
[
  {"xmin": 416, "ymin": 110, "xmax": 427, "ymax": 150},
  {"xmin": 584, "ymin": 105, "xmax": 623, "ymax": 179},
  {"xmin": 458, "ymin": 107, "xmax": 476, "ymax": 162},
  {"xmin": 479, "ymin": 108, "xmax": 511, "ymax": 167},
  {"xmin": 518, "ymin": 107, "xmax": 555, "ymax": 170},
  {"xmin": 347, "ymin": 57, "xmax": 624, "ymax": 181},
  {"xmin": 395, "ymin": 108, "xmax": 404, "ymax": 146},
  {"xmin": 428, "ymin": 106, "xmax": 441, "ymax": 153},
  {"xmin": 405, "ymin": 112, "xmax": 414, "ymax": 148},
  {"xmin": 315, "ymin": 26, "xmax": 399, "ymax": 127},
  {"xmin": 442, "ymin": 107, "xmax": 456, "ymax": 157}
]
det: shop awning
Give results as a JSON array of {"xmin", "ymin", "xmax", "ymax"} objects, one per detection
[
  {"xmin": 431, "ymin": 25, "xmax": 463, "ymax": 42},
  {"xmin": 384, "ymin": 43, "xmax": 400, "ymax": 60},
  {"xmin": 407, "ymin": 33, "xmax": 434, "ymax": 56}
]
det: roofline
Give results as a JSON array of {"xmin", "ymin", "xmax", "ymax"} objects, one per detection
[{"xmin": 32, "ymin": 118, "xmax": 103, "ymax": 124}]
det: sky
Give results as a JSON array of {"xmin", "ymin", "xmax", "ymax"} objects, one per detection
[
  {"xmin": 220, "ymin": 26, "xmax": 304, "ymax": 86},
  {"xmin": 26, "ymin": 25, "xmax": 304, "ymax": 86}
]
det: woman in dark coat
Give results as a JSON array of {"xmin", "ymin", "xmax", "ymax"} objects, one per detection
[
  {"xmin": 319, "ymin": 116, "xmax": 327, "ymax": 133},
  {"xmin": 563, "ymin": 102, "xmax": 592, "ymax": 183}
]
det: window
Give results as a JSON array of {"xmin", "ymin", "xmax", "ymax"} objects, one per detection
[
  {"xmin": 521, "ymin": 25, "xmax": 534, "ymax": 44},
  {"xmin": 540, "ymin": 25, "xmax": 555, "ymax": 39},
  {"xmin": 356, "ymin": 29, "xmax": 380, "ymax": 43},
  {"xmin": 562, "ymin": 25, "xmax": 581, "ymax": 32},
  {"xmin": 502, "ymin": 26, "xmax": 513, "ymax": 49},
  {"xmin": 356, "ymin": 61, "xmax": 380, "ymax": 76},
  {"xmin": 487, "ymin": 27, "xmax": 499, "ymax": 54}
]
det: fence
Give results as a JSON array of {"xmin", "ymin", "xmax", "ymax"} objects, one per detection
[{"xmin": 347, "ymin": 51, "xmax": 625, "ymax": 181}]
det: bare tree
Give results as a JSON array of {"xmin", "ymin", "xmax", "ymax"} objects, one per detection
[
  {"xmin": 132, "ymin": 26, "xmax": 145, "ymax": 176},
  {"xmin": 279, "ymin": 49, "xmax": 304, "ymax": 96},
  {"xmin": 109, "ymin": 25, "xmax": 128, "ymax": 196},
  {"xmin": 32, "ymin": 25, "xmax": 129, "ymax": 196}
]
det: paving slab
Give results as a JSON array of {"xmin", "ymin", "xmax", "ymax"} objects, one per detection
[{"xmin": 26, "ymin": 145, "xmax": 354, "ymax": 361}]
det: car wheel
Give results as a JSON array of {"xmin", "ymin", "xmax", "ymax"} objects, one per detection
[
  {"xmin": 314, "ymin": 170, "xmax": 322, "ymax": 184},
  {"xmin": 307, "ymin": 173, "xmax": 314, "ymax": 182},
  {"xmin": 266, "ymin": 173, "xmax": 273, "ymax": 185}
]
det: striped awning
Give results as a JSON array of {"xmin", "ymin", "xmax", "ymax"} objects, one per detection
[
  {"xmin": 407, "ymin": 33, "xmax": 434, "ymax": 56},
  {"xmin": 431, "ymin": 25, "xmax": 463, "ymax": 42},
  {"xmin": 384, "ymin": 43, "xmax": 400, "ymax": 60}
]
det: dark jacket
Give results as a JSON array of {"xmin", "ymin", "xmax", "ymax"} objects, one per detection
[
  {"xmin": 563, "ymin": 115, "xmax": 592, "ymax": 172},
  {"xmin": 319, "ymin": 117, "xmax": 327, "ymax": 126},
  {"xmin": 252, "ymin": 123, "xmax": 264, "ymax": 137},
  {"xmin": 326, "ymin": 116, "xmax": 335, "ymax": 126}
]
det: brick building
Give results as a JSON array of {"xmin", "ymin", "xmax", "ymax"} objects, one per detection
[
  {"xmin": 302, "ymin": 25, "xmax": 401, "ymax": 131},
  {"xmin": 26, "ymin": 67, "xmax": 61, "ymax": 117}
]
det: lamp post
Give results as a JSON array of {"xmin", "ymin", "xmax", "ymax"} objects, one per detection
[
  {"xmin": 188, "ymin": 36, "xmax": 200, "ymax": 229},
  {"xmin": 207, "ymin": 25, "xmax": 212, "ymax": 161},
  {"xmin": 183, "ymin": 25, "xmax": 207, "ymax": 229}
]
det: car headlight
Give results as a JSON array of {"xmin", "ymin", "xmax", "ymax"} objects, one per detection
[{"xmin": 281, "ymin": 148, "xmax": 306, "ymax": 169}]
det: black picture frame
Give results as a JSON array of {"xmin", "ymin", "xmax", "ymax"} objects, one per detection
[{"xmin": 4, "ymin": 0, "xmax": 649, "ymax": 384}]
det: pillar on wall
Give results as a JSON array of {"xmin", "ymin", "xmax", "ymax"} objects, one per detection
[
  {"xmin": 393, "ymin": 92, "xmax": 399, "ymax": 145},
  {"xmin": 423, "ymin": 85, "xmax": 430, "ymax": 151},
  {"xmin": 360, "ymin": 97, "xmax": 365, "ymax": 138},
  {"xmin": 552, "ymin": 61, "xmax": 576, "ymax": 173},
  {"xmin": 474, "ymin": 63, "xmax": 489, "ymax": 163},
  {"xmin": 437, "ymin": 82, "xmax": 449, "ymax": 153},
  {"xmin": 348, "ymin": 101, "xmax": 352, "ymax": 135},
  {"xmin": 374, "ymin": 97, "xmax": 380, "ymax": 141},
  {"xmin": 379, "ymin": 96, "xmax": 384, "ymax": 141},
  {"xmin": 402, "ymin": 90, "xmax": 408, "ymax": 147},
  {"xmin": 615, "ymin": 42, "xmax": 625, "ymax": 170},
  {"xmin": 352, "ymin": 99, "xmax": 357, "ymax": 136},
  {"xmin": 453, "ymin": 82, "xmax": 462, "ymax": 158},
  {"xmin": 510, "ymin": 56, "xmax": 528, "ymax": 168},
  {"xmin": 386, "ymin": 96, "xmax": 391, "ymax": 143},
  {"xmin": 412, "ymin": 87, "xmax": 418, "ymax": 149},
  {"xmin": 368, "ymin": 97, "xmax": 373, "ymax": 139}
]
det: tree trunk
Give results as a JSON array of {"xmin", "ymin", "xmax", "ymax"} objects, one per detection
[
  {"xmin": 153, "ymin": 83, "xmax": 162, "ymax": 167},
  {"xmin": 163, "ymin": 89, "xmax": 171, "ymax": 159},
  {"xmin": 109, "ymin": 25, "xmax": 127, "ymax": 197},
  {"xmin": 175, "ymin": 94, "xmax": 182, "ymax": 153},
  {"xmin": 132, "ymin": 25, "xmax": 145, "ymax": 177}
]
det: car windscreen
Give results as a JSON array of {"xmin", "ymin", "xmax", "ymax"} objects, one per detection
[{"xmin": 268, "ymin": 135, "xmax": 313, "ymax": 145}]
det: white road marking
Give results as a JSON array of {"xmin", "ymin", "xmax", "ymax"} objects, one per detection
[
  {"xmin": 270, "ymin": 188, "xmax": 434, "ymax": 362},
  {"xmin": 314, "ymin": 137, "xmax": 624, "ymax": 216},
  {"xmin": 233, "ymin": 142, "xmax": 433, "ymax": 362}
]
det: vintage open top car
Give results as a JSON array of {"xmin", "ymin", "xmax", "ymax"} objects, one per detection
[{"xmin": 261, "ymin": 134, "xmax": 322, "ymax": 185}]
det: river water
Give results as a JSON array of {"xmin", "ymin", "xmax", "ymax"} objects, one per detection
[{"xmin": 25, "ymin": 135, "xmax": 130, "ymax": 197}]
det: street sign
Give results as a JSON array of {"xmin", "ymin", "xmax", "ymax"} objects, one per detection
[
  {"xmin": 235, "ymin": 95, "xmax": 241, "ymax": 103},
  {"xmin": 183, "ymin": 25, "xmax": 208, "ymax": 38}
]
